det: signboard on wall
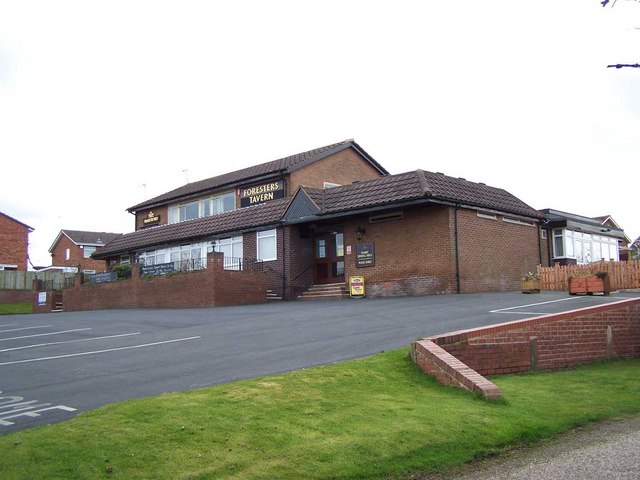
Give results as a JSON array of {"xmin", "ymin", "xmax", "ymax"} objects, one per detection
[
  {"xmin": 240, "ymin": 181, "xmax": 285, "ymax": 207},
  {"xmin": 356, "ymin": 242, "xmax": 375, "ymax": 267},
  {"xmin": 140, "ymin": 262, "xmax": 175, "ymax": 277},
  {"xmin": 142, "ymin": 211, "xmax": 160, "ymax": 227}
]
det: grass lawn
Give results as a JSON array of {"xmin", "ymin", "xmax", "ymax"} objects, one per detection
[
  {"xmin": 0, "ymin": 303, "xmax": 32, "ymax": 315},
  {"xmin": 0, "ymin": 350, "xmax": 638, "ymax": 480}
]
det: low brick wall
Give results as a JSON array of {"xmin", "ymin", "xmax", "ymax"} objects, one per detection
[
  {"xmin": 63, "ymin": 254, "xmax": 268, "ymax": 311},
  {"xmin": 0, "ymin": 289, "xmax": 34, "ymax": 304},
  {"xmin": 411, "ymin": 298, "xmax": 640, "ymax": 400}
]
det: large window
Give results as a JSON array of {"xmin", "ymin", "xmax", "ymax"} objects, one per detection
[
  {"xmin": 83, "ymin": 246, "xmax": 96, "ymax": 258},
  {"xmin": 138, "ymin": 243, "xmax": 207, "ymax": 271},
  {"xmin": 168, "ymin": 192, "xmax": 236, "ymax": 225},
  {"xmin": 552, "ymin": 229, "xmax": 619, "ymax": 264},
  {"xmin": 257, "ymin": 229, "xmax": 277, "ymax": 261},
  {"xmin": 216, "ymin": 236, "xmax": 243, "ymax": 270},
  {"xmin": 213, "ymin": 192, "xmax": 235, "ymax": 215}
]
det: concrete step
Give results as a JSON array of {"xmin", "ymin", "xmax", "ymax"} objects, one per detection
[{"xmin": 298, "ymin": 283, "xmax": 349, "ymax": 301}]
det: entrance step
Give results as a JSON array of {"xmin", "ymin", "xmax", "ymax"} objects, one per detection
[
  {"xmin": 267, "ymin": 290, "xmax": 282, "ymax": 301},
  {"xmin": 298, "ymin": 283, "xmax": 349, "ymax": 301}
]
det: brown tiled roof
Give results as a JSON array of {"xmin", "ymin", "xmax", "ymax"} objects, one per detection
[
  {"xmin": 299, "ymin": 170, "xmax": 542, "ymax": 219},
  {"xmin": 127, "ymin": 139, "xmax": 387, "ymax": 212},
  {"xmin": 95, "ymin": 198, "xmax": 290, "ymax": 258}
]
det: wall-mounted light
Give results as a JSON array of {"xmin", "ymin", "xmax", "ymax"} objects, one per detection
[{"xmin": 356, "ymin": 226, "xmax": 366, "ymax": 241}]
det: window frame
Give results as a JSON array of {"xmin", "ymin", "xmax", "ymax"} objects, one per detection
[{"xmin": 257, "ymin": 229, "xmax": 277, "ymax": 262}]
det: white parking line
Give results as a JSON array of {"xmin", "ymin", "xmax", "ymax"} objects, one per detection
[
  {"xmin": 490, "ymin": 297, "xmax": 583, "ymax": 313},
  {"xmin": 0, "ymin": 332, "xmax": 142, "ymax": 353},
  {"xmin": 0, "ymin": 325, "xmax": 52, "ymax": 334},
  {"xmin": 0, "ymin": 328, "xmax": 91, "ymax": 342},
  {"xmin": 0, "ymin": 336, "xmax": 201, "ymax": 366}
]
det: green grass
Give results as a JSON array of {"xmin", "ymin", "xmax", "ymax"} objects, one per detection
[
  {"xmin": 0, "ymin": 303, "xmax": 32, "ymax": 315},
  {"xmin": 1, "ymin": 351, "xmax": 638, "ymax": 480}
]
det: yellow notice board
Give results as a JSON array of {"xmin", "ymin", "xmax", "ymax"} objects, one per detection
[{"xmin": 349, "ymin": 276, "xmax": 365, "ymax": 298}]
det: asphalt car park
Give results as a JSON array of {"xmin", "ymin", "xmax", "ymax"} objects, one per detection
[{"xmin": 1, "ymin": 290, "xmax": 638, "ymax": 434}]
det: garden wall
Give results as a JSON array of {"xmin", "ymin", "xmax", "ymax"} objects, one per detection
[
  {"xmin": 63, "ymin": 253, "xmax": 267, "ymax": 311},
  {"xmin": 411, "ymin": 298, "xmax": 640, "ymax": 400}
]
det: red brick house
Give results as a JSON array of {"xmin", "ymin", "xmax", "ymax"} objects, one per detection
[
  {"xmin": 49, "ymin": 230, "xmax": 122, "ymax": 273},
  {"xmin": 94, "ymin": 140, "xmax": 546, "ymax": 299},
  {"xmin": 0, "ymin": 212, "xmax": 33, "ymax": 271}
]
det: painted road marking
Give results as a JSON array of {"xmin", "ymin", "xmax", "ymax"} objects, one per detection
[
  {"xmin": 0, "ymin": 336, "xmax": 201, "ymax": 366},
  {"xmin": 0, "ymin": 391, "xmax": 76, "ymax": 427},
  {"xmin": 0, "ymin": 325, "xmax": 52, "ymax": 334},
  {"xmin": 489, "ymin": 297, "xmax": 583, "ymax": 314},
  {"xmin": 0, "ymin": 328, "xmax": 92, "ymax": 342},
  {"xmin": 0, "ymin": 332, "xmax": 142, "ymax": 353}
]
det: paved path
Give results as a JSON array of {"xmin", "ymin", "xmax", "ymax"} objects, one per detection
[
  {"xmin": 1, "ymin": 291, "xmax": 637, "ymax": 433},
  {"xmin": 419, "ymin": 416, "xmax": 640, "ymax": 480}
]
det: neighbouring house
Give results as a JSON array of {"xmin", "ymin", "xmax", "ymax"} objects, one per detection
[
  {"xmin": 592, "ymin": 215, "xmax": 633, "ymax": 261},
  {"xmin": 49, "ymin": 230, "xmax": 122, "ymax": 274},
  {"xmin": 539, "ymin": 209, "xmax": 628, "ymax": 265},
  {"xmin": 631, "ymin": 237, "xmax": 640, "ymax": 260},
  {"xmin": 0, "ymin": 212, "xmax": 33, "ymax": 271},
  {"xmin": 93, "ymin": 139, "xmax": 546, "ymax": 299}
]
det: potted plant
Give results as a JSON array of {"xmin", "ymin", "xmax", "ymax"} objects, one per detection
[
  {"xmin": 568, "ymin": 271, "xmax": 610, "ymax": 296},
  {"xmin": 521, "ymin": 272, "xmax": 541, "ymax": 293}
]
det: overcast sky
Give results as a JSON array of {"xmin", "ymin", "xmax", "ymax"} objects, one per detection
[{"xmin": 1, "ymin": 1, "xmax": 638, "ymax": 267}]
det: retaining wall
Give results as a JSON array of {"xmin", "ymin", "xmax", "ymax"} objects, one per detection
[{"xmin": 411, "ymin": 298, "xmax": 640, "ymax": 400}]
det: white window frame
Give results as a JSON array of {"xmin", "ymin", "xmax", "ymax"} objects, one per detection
[
  {"xmin": 65, "ymin": 248, "xmax": 70, "ymax": 261},
  {"xmin": 257, "ymin": 229, "xmax": 277, "ymax": 262},
  {"xmin": 216, "ymin": 236, "xmax": 244, "ymax": 270},
  {"xmin": 83, "ymin": 246, "xmax": 97, "ymax": 259},
  {"xmin": 476, "ymin": 211, "xmax": 497, "ymax": 220}
]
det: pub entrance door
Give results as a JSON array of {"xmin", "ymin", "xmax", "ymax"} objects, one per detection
[{"xmin": 313, "ymin": 231, "xmax": 345, "ymax": 285}]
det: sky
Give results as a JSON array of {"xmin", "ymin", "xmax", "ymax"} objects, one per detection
[{"xmin": 1, "ymin": 0, "xmax": 639, "ymax": 267}]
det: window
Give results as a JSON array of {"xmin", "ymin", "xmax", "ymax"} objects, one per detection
[
  {"xmin": 179, "ymin": 201, "xmax": 200, "ymax": 222},
  {"xmin": 217, "ymin": 236, "xmax": 243, "ymax": 270},
  {"xmin": 120, "ymin": 255, "xmax": 131, "ymax": 265},
  {"xmin": 503, "ymin": 217, "xmax": 535, "ymax": 226},
  {"xmin": 213, "ymin": 192, "xmax": 235, "ymax": 214},
  {"xmin": 257, "ymin": 229, "xmax": 277, "ymax": 261},
  {"xmin": 541, "ymin": 229, "xmax": 548, "ymax": 240},
  {"xmin": 553, "ymin": 229, "xmax": 564, "ymax": 258},
  {"xmin": 83, "ymin": 246, "xmax": 96, "ymax": 258},
  {"xmin": 323, "ymin": 182, "xmax": 341, "ymax": 189},
  {"xmin": 65, "ymin": 248, "xmax": 70, "ymax": 261},
  {"xmin": 477, "ymin": 211, "xmax": 497, "ymax": 220}
]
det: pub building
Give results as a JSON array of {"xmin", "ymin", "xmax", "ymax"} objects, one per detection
[{"xmin": 94, "ymin": 139, "xmax": 548, "ymax": 300}]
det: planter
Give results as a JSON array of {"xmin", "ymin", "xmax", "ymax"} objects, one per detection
[
  {"xmin": 568, "ymin": 276, "xmax": 610, "ymax": 296},
  {"xmin": 520, "ymin": 279, "xmax": 541, "ymax": 294}
]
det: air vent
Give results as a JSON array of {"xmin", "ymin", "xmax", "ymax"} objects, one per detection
[{"xmin": 369, "ymin": 210, "xmax": 404, "ymax": 223}]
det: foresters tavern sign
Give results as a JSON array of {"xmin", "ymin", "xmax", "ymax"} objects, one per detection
[{"xmin": 240, "ymin": 181, "xmax": 285, "ymax": 207}]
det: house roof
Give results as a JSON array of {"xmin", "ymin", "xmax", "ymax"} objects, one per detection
[
  {"xmin": 49, "ymin": 230, "xmax": 122, "ymax": 253},
  {"xmin": 286, "ymin": 170, "xmax": 543, "ymax": 220},
  {"xmin": 539, "ymin": 209, "xmax": 627, "ymax": 240},
  {"xmin": 94, "ymin": 199, "xmax": 290, "ymax": 259},
  {"xmin": 127, "ymin": 139, "xmax": 388, "ymax": 213},
  {"xmin": 0, "ymin": 212, "xmax": 34, "ymax": 231},
  {"xmin": 98, "ymin": 169, "xmax": 542, "ymax": 259}
]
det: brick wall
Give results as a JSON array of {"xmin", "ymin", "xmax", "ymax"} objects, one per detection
[
  {"xmin": 0, "ymin": 214, "xmax": 30, "ymax": 271},
  {"xmin": 63, "ymin": 253, "xmax": 267, "ymax": 311},
  {"xmin": 411, "ymin": 298, "xmax": 640, "ymax": 399},
  {"xmin": 342, "ymin": 205, "xmax": 458, "ymax": 297},
  {"xmin": 0, "ymin": 289, "xmax": 34, "ymax": 304},
  {"xmin": 50, "ymin": 235, "xmax": 110, "ymax": 273},
  {"xmin": 289, "ymin": 148, "xmax": 383, "ymax": 193},
  {"xmin": 457, "ymin": 209, "xmax": 542, "ymax": 292}
]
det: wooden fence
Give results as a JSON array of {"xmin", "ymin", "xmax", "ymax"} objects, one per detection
[
  {"xmin": 0, "ymin": 270, "xmax": 73, "ymax": 291},
  {"xmin": 537, "ymin": 260, "xmax": 640, "ymax": 291}
]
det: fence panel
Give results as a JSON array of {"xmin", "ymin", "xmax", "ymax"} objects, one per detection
[
  {"xmin": 538, "ymin": 260, "xmax": 640, "ymax": 291},
  {"xmin": 0, "ymin": 271, "xmax": 35, "ymax": 290}
]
